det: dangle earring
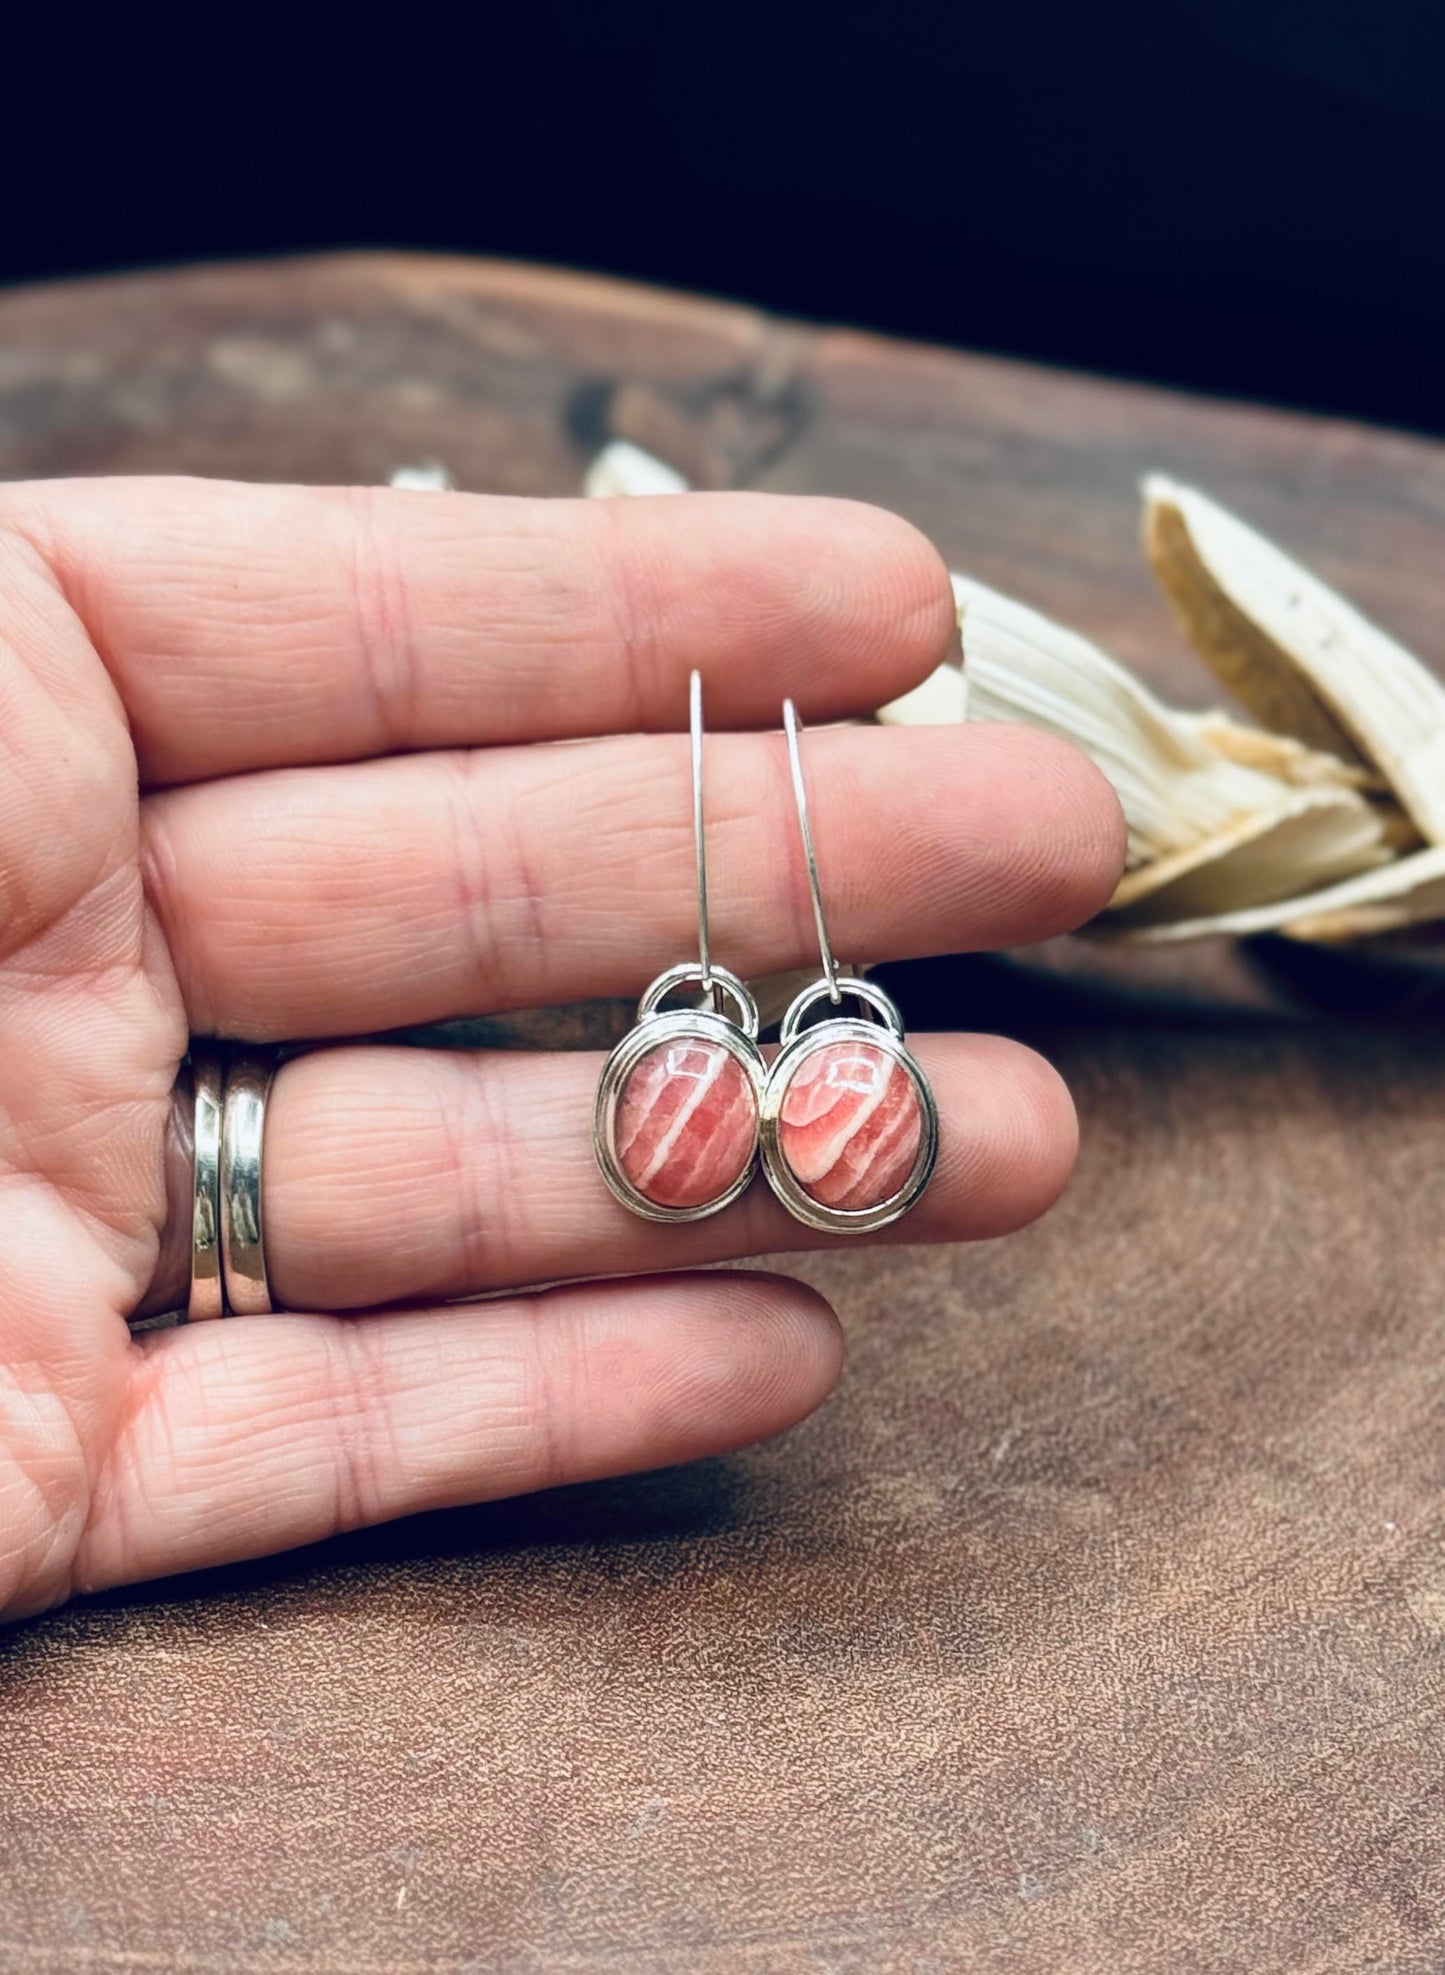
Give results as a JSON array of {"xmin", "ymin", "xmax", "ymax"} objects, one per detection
[
  {"xmin": 760, "ymin": 701, "xmax": 938, "ymax": 1233},
  {"xmin": 594, "ymin": 672, "xmax": 766, "ymax": 1221}
]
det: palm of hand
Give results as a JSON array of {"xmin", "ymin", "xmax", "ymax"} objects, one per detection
[
  {"xmin": 1, "ymin": 519, "xmax": 182, "ymax": 1617},
  {"xmin": 0, "ymin": 478, "xmax": 1122, "ymax": 1622}
]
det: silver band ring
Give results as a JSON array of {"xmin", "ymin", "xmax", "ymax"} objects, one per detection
[
  {"xmin": 220, "ymin": 1051, "xmax": 276, "ymax": 1316},
  {"xmin": 187, "ymin": 1048, "xmax": 225, "ymax": 1322}
]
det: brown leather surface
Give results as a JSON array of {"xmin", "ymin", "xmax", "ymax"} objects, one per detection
[{"xmin": 2, "ymin": 256, "xmax": 1445, "ymax": 1972}]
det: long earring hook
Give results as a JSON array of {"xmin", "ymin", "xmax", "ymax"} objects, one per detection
[
  {"xmin": 783, "ymin": 699, "xmax": 842, "ymax": 1004},
  {"xmin": 690, "ymin": 670, "xmax": 716, "ymax": 1004}
]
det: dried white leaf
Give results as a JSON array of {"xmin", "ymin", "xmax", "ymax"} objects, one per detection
[
  {"xmin": 878, "ymin": 658, "xmax": 968, "ymax": 725},
  {"xmin": 1145, "ymin": 476, "xmax": 1445, "ymax": 843},
  {"xmin": 585, "ymin": 440, "xmax": 689, "ymax": 500},
  {"xmin": 1107, "ymin": 844, "xmax": 1445, "ymax": 944},
  {"xmin": 388, "ymin": 461, "xmax": 456, "ymax": 492},
  {"xmin": 1106, "ymin": 793, "xmax": 1392, "ymax": 924},
  {"xmin": 949, "ymin": 576, "xmax": 1387, "ymax": 906},
  {"xmin": 1184, "ymin": 710, "xmax": 1383, "ymax": 793}
]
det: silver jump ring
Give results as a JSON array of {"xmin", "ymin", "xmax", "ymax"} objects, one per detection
[
  {"xmin": 221, "ymin": 1051, "xmax": 276, "ymax": 1316},
  {"xmin": 637, "ymin": 961, "xmax": 760, "ymax": 1039},
  {"xmin": 187, "ymin": 1048, "xmax": 225, "ymax": 1322},
  {"xmin": 690, "ymin": 667, "xmax": 716, "ymax": 1006},
  {"xmin": 778, "ymin": 974, "xmax": 905, "ymax": 1048}
]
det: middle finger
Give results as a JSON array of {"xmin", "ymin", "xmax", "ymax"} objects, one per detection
[{"xmin": 144, "ymin": 724, "xmax": 1122, "ymax": 1038}]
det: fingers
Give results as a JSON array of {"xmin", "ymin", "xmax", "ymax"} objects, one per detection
[
  {"xmin": 78, "ymin": 1273, "xmax": 842, "ymax": 1593},
  {"xmin": 141, "ymin": 1033, "xmax": 1077, "ymax": 1315},
  {"xmin": 1, "ymin": 478, "xmax": 958, "ymax": 785},
  {"xmin": 144, "ymin": 723, "xmax": 1124, "ymax": 1037}
]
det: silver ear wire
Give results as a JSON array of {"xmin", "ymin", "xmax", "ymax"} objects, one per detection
[
  {"xmin": 690, "ymin": 669, "xmax": 715, "ymax": 1007},
  {"xmin": 782, "ymin": 698, "xmax": 841, "ymax": 1003}
]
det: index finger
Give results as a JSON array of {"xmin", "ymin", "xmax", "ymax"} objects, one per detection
[{"xmin": 0, "ymin": 477, "xmax": 958, "ymax": 786}]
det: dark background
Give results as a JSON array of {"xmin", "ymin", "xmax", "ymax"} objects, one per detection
[{"xmin": 5, "ymin": 1, "xmax": 1443, "ymax": 433}]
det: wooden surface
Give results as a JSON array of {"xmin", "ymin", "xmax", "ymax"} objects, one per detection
[{"xmin": 2, "ymin": 255, "xmax": 1445, "ymax": 1973}]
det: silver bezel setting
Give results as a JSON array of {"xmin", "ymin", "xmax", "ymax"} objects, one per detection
[
  {"xmin": 594, "ymin": 964, "xmax": 766, "ymax": 1224},
  {"xmin": 760, "ymin": 979, "xmax": 938, "ymax": 1235}
]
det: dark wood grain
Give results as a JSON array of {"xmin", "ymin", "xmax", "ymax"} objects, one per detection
[{"xmin": 2, "ymin": 255, "xmax": 1444, "ymax": 1974}]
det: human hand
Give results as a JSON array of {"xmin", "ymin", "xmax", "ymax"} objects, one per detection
[{"xmin": 0, "ymin": 478, "xmax": 1123, "ymax": 1620}]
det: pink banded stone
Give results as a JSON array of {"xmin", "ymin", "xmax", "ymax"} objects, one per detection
[
  {"xmin": 776, "ymin": 1040, "xmax": 923, "ymax": 1210},
  {"xmin": 615, "ymin": 1038, "xmax": 757, "ymax": 1209}
]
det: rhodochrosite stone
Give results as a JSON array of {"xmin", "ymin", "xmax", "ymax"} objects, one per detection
[
  {"xmin": 615, "ymin": 1039, "xmax": 757, "ymax": 1209},
  {"xmin": 776, "ymin": 1040, "xmax": 923, "ymax": 1210}
]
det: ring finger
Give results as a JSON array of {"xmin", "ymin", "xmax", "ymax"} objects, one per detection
[{"xmin": 144, "ymin": 1031, "xmax": 1077, "ymax": 1314}]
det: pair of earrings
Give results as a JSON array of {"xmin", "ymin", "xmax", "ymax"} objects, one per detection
[{"xmin": 594, "ymin": 674, "xmax": 937, "ymax": 1235}]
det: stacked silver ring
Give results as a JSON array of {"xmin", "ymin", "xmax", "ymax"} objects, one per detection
[{"xmin": 187, "ymin": 1047, "xmax": 277, "ymax": 1321}]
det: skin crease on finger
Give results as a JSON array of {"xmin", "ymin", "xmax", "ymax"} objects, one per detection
[{"xmin": 0, "ymin": 480, "xmax": 1127, "ymax": 1613}]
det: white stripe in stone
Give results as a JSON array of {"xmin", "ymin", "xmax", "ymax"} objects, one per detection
[
  {"xmin": 799, "ymin": 1052, "xmax": 894, "ymax": 1186},
  {"xmin": 636, "ymin": 1044, "xmax": 733, "ymax": 1189}
]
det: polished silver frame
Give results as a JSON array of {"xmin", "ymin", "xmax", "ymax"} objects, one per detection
[
  {"xmin": 221, "ymin": 1050, "xmax": 276, "ymax": 1315},
  {"xmin": 187, "ymin": 1047, "xmax": 226, "ymax": 1322},
  {"xmin": 594, "ymin": 963, "xmax": 766, "ymax": 1223},
  {"xmin": 760, "ymin": 977, "xmax": 938, "ymax": 1235}
]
